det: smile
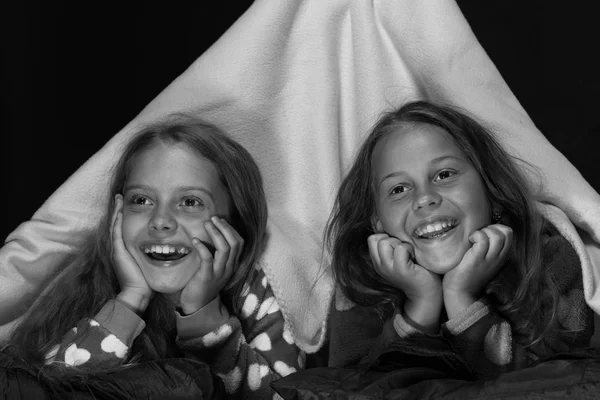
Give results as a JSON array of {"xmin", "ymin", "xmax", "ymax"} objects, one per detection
[
  {"xmin": 141, "ymin": 244, "xmax": 191, "ymax": 261},
  {"xmin": 413, "ymin": 218, "xmax": 459, "ymax": 239}
]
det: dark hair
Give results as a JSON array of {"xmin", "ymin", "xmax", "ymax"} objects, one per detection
[
  {"xmin": 325, "ymin": 100, "xmax": 557, "ymax": 345},
  {"xmin": 6, "ymin": 114, "xmax": 268, "ymax": 374}
]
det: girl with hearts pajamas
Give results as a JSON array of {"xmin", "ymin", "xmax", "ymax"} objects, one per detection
[{"xmin": 3, "ymin": 116, "xmax": 302, "ymax": 399}]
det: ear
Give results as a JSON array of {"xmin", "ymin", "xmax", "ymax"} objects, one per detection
[
  {"xmin": 371, "ymin": 215, "xmax": 384, "ymax": 233},
  {"xmin": 490, "ymin": 200, "xmax": 503, "ymax": 213},
  {"xmin": 491, "ymin": 202, "xmax": 504, "ymax": 223}
]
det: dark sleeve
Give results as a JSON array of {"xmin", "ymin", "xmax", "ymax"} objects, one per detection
[
  {"xmin": 361, "ymin": 307, "xmax": 438, "ymax": 364},
  {"xmin": 441, "ymin": 297, "xmax": 526, "ymax": 378},
  {"xmin": 442, "ymin": 291, "xmax": 593, "ymax": 379},
  {"xmin": 326, "ymin": 294, "xmax": 387, "ymax": 368},
  {"xmin": 362, "ymin": 311, "xmax": 471, "ymax": 379}
]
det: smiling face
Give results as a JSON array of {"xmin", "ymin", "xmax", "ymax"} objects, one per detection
[
  {"xmin": 120, "ymin": 143, "xmax": 231, "ymax": 294},
  {"xmin": 372, "ymin": 123, "xmax": 492, "ymax": 274}
]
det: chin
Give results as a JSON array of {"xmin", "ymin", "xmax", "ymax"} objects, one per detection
[
  {"xmin": 142, "ymin": 270, "xmax": 195, "ymax": 294},
  {"xmin": 137, "ymin": 260, "xmax": 199, "ymax": 295},
  {"xmin": 418, "ymin": 254, "xmax": 461, "ymax": 275},
  {"xmin": 148, "ymin": 283, "xmax": 186, "ymax": 294}
]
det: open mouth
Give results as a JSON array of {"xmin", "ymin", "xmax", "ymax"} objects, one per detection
[
  {"xmin": 142, "ymin": 244, "xmax": 191, "ymax": 261},
  {"xmin": 414, "ymin": 219, "xmax": 459, "ymax": 239}
]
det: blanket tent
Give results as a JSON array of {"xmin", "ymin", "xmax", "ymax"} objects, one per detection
[{"xmin": 2, "ymin": 0, "xmax": 600, "ymax": 368}]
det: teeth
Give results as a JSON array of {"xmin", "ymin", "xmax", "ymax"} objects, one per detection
[
  {"xmin": 142, "ymin": 244, "xmax": 191, "ymax": 255},
  {"xmin": 415, "ymin": 219, "xmax": 457, "ymax": 237}
]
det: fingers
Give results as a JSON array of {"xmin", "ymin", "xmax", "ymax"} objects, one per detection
[
  {"xmin": 368, "ymin": 234, "xmax": 402, "ymax": 269},
  {"xmin": 111, "ymin": 195, "xmax": 126, "ymax": 256},
  {"xmin": 377, "ymin": 237, "xmax": 399, "ymax": 271},
  {"xmin": 110, "ymin": 195, "xmax": 124, "ymax": 249},
  {"xmin": 367, "ymin": 233, "xmax": 388, "ymax": 268},
  {"xmin": 201, "ymin": 216, "xmax": 245, "ymax": 278},
  {"xmin": 486, "ymin": 224, "xmax": 513, "ymax": 260},
  {"xmin": 392, "ymin": 242, "xmax": 415, "ymax": 267},
  {"xmin": 468, "ymin": 229, "xmax": 490, "ymax": 260},
  {"xmin": 191, "ymin": 237, "xmax": 215, "ymax": 280},
  {"xmin": 477, "ymin": 224, "xmax": 513, "ymax": 262},
  {"xmin": 212, "ymin": 217, "xmax": 244, "ymax": 261},
  {"xmin": 367, "ymin": 233, "xmax": 414, "ymax": 279},
  {"xmin": 109, "ymin": 195, "xmax": 150, "ymax": 296}
]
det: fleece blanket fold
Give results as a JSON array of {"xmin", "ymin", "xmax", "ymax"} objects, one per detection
[{"xmin": 2, "ymin": 0, "xmax": 599, "ymax": 353}]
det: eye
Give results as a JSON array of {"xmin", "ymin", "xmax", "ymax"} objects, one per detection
[
  {"xmin": 389, "ymin": 185, "xmax": 409, "ymax": 196},
  {"xmin": 434, "ymin": 169, "xmax": 456, "ymax": 181},
  {"xmin": 130, "ymin": 195, "xmax": 152, "ymax": 206},
  {"xmin": 181, "ymin": 197, "xmax": 204, "ymax": 208}
]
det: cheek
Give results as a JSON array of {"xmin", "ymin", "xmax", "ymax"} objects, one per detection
[
  {"xmin": 455, "ymin": 181, "xmax": 492, "ymax": 225},
  {"xmin": 180, "ymin": 218, "xmax": 212, "ymax": 243},
  {"xmin": 467, "ymin": 194, "xmax": 492, "ymax": 226},
  {"xmin": 379, "ymin": 204, "xmax": 410, "ymax": 236},
  {"xmin": 120, "ymin": 214, "xmax": 144, "ymax": 246}
]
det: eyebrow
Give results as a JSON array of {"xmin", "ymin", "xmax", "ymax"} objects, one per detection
[
  {"xmin": 124, "ymin": 184, "xmax": 215, "ymax": 203},
  {"xmin": 378, "ymin": 155, "xmax": 466, "ymax": 187}
]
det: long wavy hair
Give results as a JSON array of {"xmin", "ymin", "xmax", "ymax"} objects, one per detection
[
  {"xmin": 325, "ymin": 100, "xmax": 558, "ymax": 346},
  {"xmin": 5, "ymin": 115, "xmax": 268, "ymax": 374}
]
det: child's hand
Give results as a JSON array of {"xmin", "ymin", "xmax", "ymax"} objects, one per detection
[
  {"xmin": 368, "ymin": 233, "xmax": 442, "ymax": 328},
  {"xmin": 442, "ymin": 224, "xmax": 513, "ymax": 317},
  {"xmin": 112, "ymin": 194, "xmax": 153, "ymax": 314},
  {"xmin": 179, "ymin": 217, "xmax": 243, "ymax": 315},
  {"xmin": 368, "ymin": 233, "xmax": 441, "ymax": 299}
]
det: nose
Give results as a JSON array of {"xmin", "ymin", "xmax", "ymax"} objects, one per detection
[
  {"xmin": 149, "ymin": 206, "xmax": 177, "ymax": 233},
  {"xmin": 412, "ymin": 185, "xmax": 442, "ymax": 212}
]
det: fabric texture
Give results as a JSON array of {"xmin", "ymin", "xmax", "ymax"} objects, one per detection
[
  {"xmin": 2, "ymin": 0, "xmax": 600, "ymax": 355},
  {"xmin": 0, "ymin": 350, "xmax": 225, "ymax": 400},
  {"xmin": 44, "ymin": 300, "xmax": 143, "ymax": 369},
  {"xmin": 272, "ymin": 350, "xmax": 600, "ymax": 400},
  {"xmin": 177, "ymin": 265, "xmax": 303, "ymax": 399},
  {"xmin": 41, "ymin": 267, "xmax": 300, "ymax": 399}
]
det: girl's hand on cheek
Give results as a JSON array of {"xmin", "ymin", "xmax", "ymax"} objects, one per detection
[
  {"xmin": 112, "ymin": 194, "xmax": 153, "ymax": 314},
  {"xmin": 368, "ymin": 233, "xmax": 442, "ymax": 328},
  {"xmin": 179, "ymin": 217, "xmax": 244, "ymax": 315},
  {"xmin": 442, "ymin": 224, "xmax": 513, "ymax": 317}
]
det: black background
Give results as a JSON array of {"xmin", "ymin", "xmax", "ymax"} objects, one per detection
[{"xmin": 3, "ymin": 1, "xmax": 599, "ymax": 241}]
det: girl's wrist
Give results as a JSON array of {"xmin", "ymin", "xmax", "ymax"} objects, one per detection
[
  {"xmin": 404, "ymin": 294, "xmax": 442, "ymax": 330},
  {"xmin": 443, "ymin": 289, "xmax": 477, "ymax": 319},
  {"xmin": 180, "ymin": 296, "xmax": 217, "ymax": 316},
  {"xmin": 117, "ymin": 290, "xmax": 151, "ymax": 315}
]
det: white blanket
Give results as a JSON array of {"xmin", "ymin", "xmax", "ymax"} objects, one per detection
[{"xmin": 2, "ymin": 0, "xmax": 599, "ymax": 353}]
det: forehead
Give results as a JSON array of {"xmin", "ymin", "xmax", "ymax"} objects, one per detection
[
  {"xmin": 127, "ymin": 144, "xmax": 221, "ymax": 187},
  {"xmin": 373, "ymin": 123, "xmax": 463, "ymax": 170}
]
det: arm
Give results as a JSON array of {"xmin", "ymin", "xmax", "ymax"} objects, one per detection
[
  {"xmin": 367, "ymin": 234, "xmax": 444, "ymax": 331},
  {"xmin": 442, "ymin": 222, "xmax": 596, "ymax": 379},
  {"xmin": 46, "ymin": 299, "xmax": 145, "ymax": 370},
  {"xmin": 176, "ymin": 268, "xmax": 303, "ymax": 399},
  {"xmin": 361, "ymin": 308, "xmax": 471, "ymax": 378},
  {"xmin": 442, "ymin": 290, "xmax": 594, "ymax": 379},
  {"xmin": 442, "ymin": 297, "xmax": 521, "ymax": 378}
]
